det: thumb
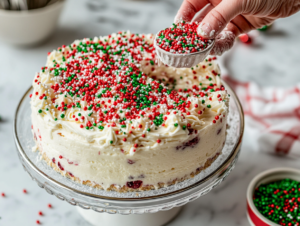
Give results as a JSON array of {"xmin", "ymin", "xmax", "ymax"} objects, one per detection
[{"xmin": 197, "ymin": 0, "xmax": 242, "ymax": 39}]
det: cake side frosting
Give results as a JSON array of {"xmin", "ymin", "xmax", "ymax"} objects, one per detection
[{"xmin": 30, "ymin": 31, "xmax": 229, "ymax": 191}]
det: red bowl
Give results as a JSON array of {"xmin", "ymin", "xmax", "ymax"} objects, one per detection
[{"xmin": 246, "ymin": 167, "xmax": 300, "ymax": 226}]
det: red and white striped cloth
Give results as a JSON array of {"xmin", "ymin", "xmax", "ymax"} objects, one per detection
[{"xmin": 223, "ymin": 75, "xmax": 300, "ymax": 158}]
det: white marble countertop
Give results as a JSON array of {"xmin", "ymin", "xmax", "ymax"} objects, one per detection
[{"xmin": 0, "ymin": 0, "xmax": 300, "ymax": 225}]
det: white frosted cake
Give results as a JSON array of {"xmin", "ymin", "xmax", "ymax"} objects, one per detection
[{"xmin": 30, "ymin": 31, "xmax": 229, "ymax": 192}]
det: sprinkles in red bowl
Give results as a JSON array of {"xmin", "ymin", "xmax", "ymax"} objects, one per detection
[
  {"xmin": 253, "ymin": 179, "xmax": 300, "ymax": 226},
  {"xmin": 247, "ymin": 168, "xmax": 300, "ymax": 226}
]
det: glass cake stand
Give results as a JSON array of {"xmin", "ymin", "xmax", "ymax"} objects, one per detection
[{"xmin": 13, "ymin": 81, "xmax": 244, "ymax": 226}]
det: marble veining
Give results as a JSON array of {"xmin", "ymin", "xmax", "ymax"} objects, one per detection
[{"xmin": 0, "ymin": 0, "xmax": 300, "ymax": 225}]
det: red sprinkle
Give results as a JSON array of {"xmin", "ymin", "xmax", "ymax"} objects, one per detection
[{"xmin": 239, "ymin": 34, "xmax": 249, "ymax": 43}]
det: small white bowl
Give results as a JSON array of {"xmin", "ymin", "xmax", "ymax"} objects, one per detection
[
  {"xmin": 154, "ymin": 33, "xmax": 215, "ymax": 68},
  {"xmin": 0, "ymin": 0, "xmax": 65, "ymax": 46},
  {"xmin": 247, "ymin": 167, "xmax": 300, "ymax": 226}
]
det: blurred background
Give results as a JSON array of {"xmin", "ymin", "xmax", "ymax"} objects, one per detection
[{"xmin": 0, "ymin": 0, "xmax": 300, "ymax": 225}]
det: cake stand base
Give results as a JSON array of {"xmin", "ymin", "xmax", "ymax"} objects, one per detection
[{"xmin": 77, "ymin": 206, "xmax": 183, "ymax": 226}]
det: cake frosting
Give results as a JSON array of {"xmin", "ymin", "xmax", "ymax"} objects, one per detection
[{"xmin": 30, "ymin": 31, "xmax": 229, "ymax": 191}]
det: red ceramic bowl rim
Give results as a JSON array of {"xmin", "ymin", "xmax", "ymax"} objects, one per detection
[{"xmin": 246, "ymin": 167, "xmax": 300, "ymax": 226}]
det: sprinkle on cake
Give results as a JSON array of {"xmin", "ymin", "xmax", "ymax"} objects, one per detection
[{"xmin": 30, "ymin": 31, "xmax": 229, "ymax": 191}]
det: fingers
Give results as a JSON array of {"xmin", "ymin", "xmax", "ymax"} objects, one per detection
[
  {"xmin": 229, "ymin": 14, "xmax": 256, "ymax": 35},
  {"xmin": 243, "ymin": 15, "xmax": 274, "ymax": 30},
  {"xmin": 208, "ymin": 13, "xmax": 268, "ymax": 55},
  {"xmin": 192, "ymin": 4, "xmax": 214, "ymax": 23},
  {"xmin": 210, "ymin": 23, "xmax": 236, "ymax": 56},
  {"xmin": 174, "ymin": 0, "xmax": 209, "ymax": 23},
  {"xmin": 197, "ymin": 0, "xmax": 243, "ymax": 39}
]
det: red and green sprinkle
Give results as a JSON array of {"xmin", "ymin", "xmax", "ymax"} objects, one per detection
[
  {"xmin": 156, "ymin": 21, "xmax": 213, "ymax": 54},
  {"xmin": 33, "ymin": 31, "xmax": 226, "ymax": 136},
  {"xmin": 253, "ymin": 178, "xmax": 300, "ymax": 225}
]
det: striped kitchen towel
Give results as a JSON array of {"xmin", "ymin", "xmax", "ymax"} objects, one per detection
[{"xmin": 223, "ymin": 75, "xmax": 300, "ymax": 158}]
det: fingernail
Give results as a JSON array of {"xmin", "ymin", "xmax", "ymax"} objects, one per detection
[
  {"xmin": 174, "ymin": 15, "xmax": 181, "ymax": 23},
  {"xmin": 197, "ymin": 22, "xmax": 215, "ymax": 38},
  {"xmin": 174, "ymin": 14, "xmax": 183, "ymax": 23}
]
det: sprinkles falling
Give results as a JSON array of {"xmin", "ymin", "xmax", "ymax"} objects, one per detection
[{"xmin": 155, "ymin": 21, "xmax": 213, "ymax": 54}]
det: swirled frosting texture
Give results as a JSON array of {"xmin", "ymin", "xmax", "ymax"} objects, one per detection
[{"xmin": 31, "ymin": 31, "xmax": 229, "ymax": 191}]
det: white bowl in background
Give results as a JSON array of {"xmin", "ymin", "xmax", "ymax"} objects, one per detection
[
  {"xmin": 0, "ymin": 0, "xmax": 65, "ymax": 46},
  {"xmin": 247, "ymin": 167, "xmax": 300, "ymax": 226}
]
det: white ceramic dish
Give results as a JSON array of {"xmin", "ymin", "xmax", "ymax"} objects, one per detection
[
  {"xmin": 0, "ymin": 0, "xmax": 65, "ymax": 46},
  {"xmin": 154, "ymin": 33, "xmax": 215, "ymax": 68},
  {"xmin": 247, "ymin": 167, "xmax": 300, "ymax": 226}
]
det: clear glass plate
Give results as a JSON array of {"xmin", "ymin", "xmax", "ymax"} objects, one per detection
[{"xmin": 13, "ymin": 81, "xmax": 244, "ymax": 214}]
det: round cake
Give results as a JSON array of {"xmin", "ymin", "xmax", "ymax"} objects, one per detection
[{"xmin": 30, "ymin": 31, "xmax": 230, "ymax": 192}]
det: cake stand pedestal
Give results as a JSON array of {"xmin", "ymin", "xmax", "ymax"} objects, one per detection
[
  {"xmin": 77, "ymin": 206, "xmax": 182, "ymax": 226},
  {"xmin": 13, "ymin": 82, "xmax": 244, "ymax": 226}
]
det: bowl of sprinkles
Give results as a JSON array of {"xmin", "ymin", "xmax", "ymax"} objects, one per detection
[
  {"xmin": 247, "ymin": 168, "xmax": 300, "ymax": 226},
  {"xmin": 154, "ymin": 21, "xmax": 215, "ymax": 68}
]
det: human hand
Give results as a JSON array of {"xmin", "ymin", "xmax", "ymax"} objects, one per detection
[{"xmin": 175, "ymin": 0, "xmax": 300, "ymax": 55}]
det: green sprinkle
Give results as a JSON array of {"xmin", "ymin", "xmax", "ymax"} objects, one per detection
[
  {"xmin": 253, "ymin": 178, "xmax": 300, "ymax": 225},
  {"xmin": 257, "ymin": 25, "xmax": 268, "ymax": 31}
]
